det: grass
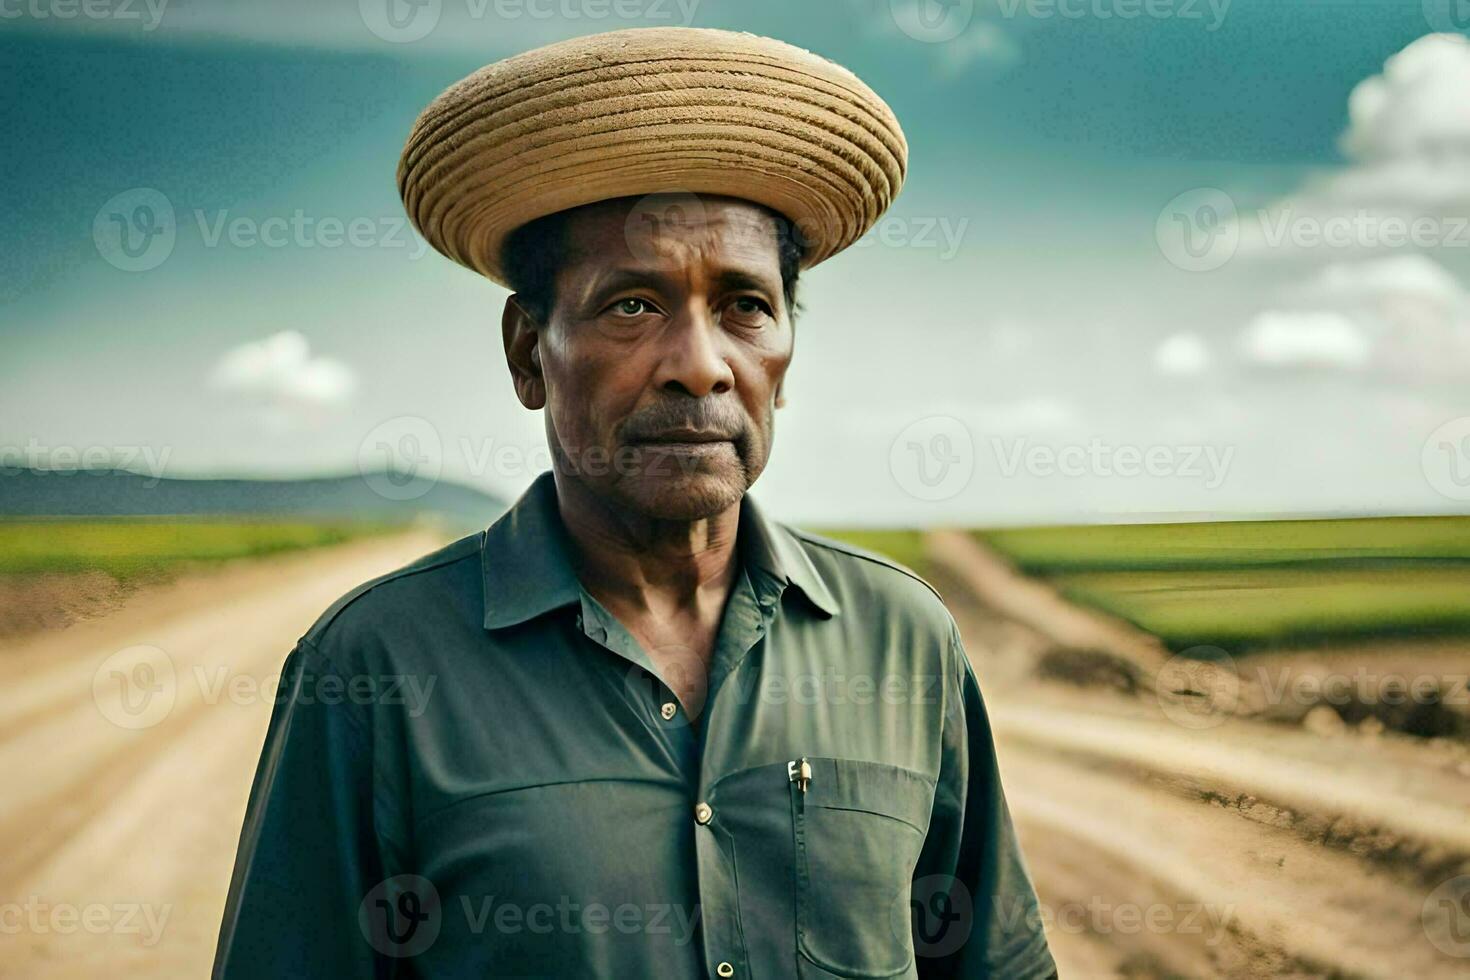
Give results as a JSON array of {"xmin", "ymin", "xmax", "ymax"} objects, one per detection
[
  {"xmin": 1051, "ymin": 565, "xmax": 1470, "ymax": 649},
  {"xmin": 978, "ymin": 516, "xmax": 1470, "ymax": 653},
  {"xmin": 0, "ymin": 518, "xmax": 398, "ymax": 581},
  {"xmin": 979, "ymin": 515, "xmax": 1470, "ymax": 572},
  {"xmin": 805, "ymin": 529, "xmax": 929, "ymax": 577},
  {"xmin": 23, "ymin": 514, "xmax": 1451, "ymax": 655}
]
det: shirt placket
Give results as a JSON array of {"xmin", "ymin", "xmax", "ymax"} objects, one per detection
[
  {"xmin": 691, "ymin": 567, "xmax": 786, "ymax": 980},
  {"xmin": 571, "ymin": 569, "xmax": 786, "ymax": 980}
]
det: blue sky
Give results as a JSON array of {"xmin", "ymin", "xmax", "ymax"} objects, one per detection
[{"xmin": 5, "ymin": 0, "xmax": 1470, "ymax": 524}]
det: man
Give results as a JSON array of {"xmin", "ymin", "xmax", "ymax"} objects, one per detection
[{"xmin": 215, "ymin": 27, "xmax": 1055, "ymax": 980}]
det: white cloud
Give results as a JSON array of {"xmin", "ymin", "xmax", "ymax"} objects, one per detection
[
  {"xmin": 1234, "ymin": 255, "xmax": 1470, "ymax": 380},
  {"xmin": 1341, "ymin": 33, "xmax": 1470, "ymax": 165},
  {"xmin": 1153, "ymin": 332, "xmax": 1210, "ymax": 376},
  {"xmin": 1238, "ymin": 34, "xmax": 1470, "ymax": 257},
  {"xmin": 1286, "ymin": 254, "xmax": 1470, "ymax": 380},
  {"xmin": 1324, "ymin": 33, "xmax": 1470, "ymax": 208},
  {"xmin": 1239, "ymin": 311, "xmax": 1371, "ymax": 371},
  {"xmin": 1228, "ymin": 36, "xmax": 1470, "ymax": 381},
  {"xmin": 209, "ymin": 331, "xmax": 357, "ymax": 415},
  {"xmin": 856, "ymin": 3, "xmax": 1023, "ymax": 77},
  {"xmin": 1293, "ymin": 252, "xmax": 1465, "ymax": 311},
  {"xmin": 934, "ymin": 22, "xmax": 1023, "ymax": 78}
]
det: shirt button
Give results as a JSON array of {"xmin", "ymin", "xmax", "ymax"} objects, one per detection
[
  {"xmin": 660, "ymin": 701, "xmax": 678, "ymax": 721},
  {"xmin": 694, "ymin": 801, "xmax": 713, "ymax": 825},
  {"xmin": 715, "ymin": 963, "xmax": 735, "ymax": 978}
]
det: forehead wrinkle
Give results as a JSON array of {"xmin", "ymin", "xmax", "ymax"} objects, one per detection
[
  {"xmin": 580, "ymin": 262, "xmax": 780, "ymax": 308},
  {"xmin": 584, "ymin": 265, "xmax": 684, "ymax": 299},
  {"xmin": 713, "ymin": 264, "xmax": 781, "ymax": 295},
  {"xmin": 555, "ymin": 198, "xmax": 784, "ymax": 304}
]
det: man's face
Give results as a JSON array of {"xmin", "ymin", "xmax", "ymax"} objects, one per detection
[{"xmin": 509, "ymin": 194, "xmax": 795, "ymax": 521}]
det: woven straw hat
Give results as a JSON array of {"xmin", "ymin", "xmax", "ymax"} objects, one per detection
[{"xmin": 397, "ymin": 27, "xmax": 907, "ymax": 287}]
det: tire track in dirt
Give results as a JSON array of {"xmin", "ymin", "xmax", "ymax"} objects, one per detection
[
  {"xmin": 929, "ymin": 528, "xmax": 1470, "ymax": 979},
  {"xmin": 0, "ymin": 530, "xmax": 447, "ymax": 979}
]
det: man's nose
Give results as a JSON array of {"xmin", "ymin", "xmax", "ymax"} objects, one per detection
[{"xmin": 655, "ymin": 311, "xmax": 735, "ymax": 398}]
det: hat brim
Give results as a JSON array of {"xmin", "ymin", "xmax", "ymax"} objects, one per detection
[{"xmin": 397, "ymin": 27, "xmax": 907, "ymax": 288}]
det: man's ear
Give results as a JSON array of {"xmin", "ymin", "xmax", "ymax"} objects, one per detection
[{"xmin": 502, "ymin": 295, "xmax": 546, "ymax": 410}]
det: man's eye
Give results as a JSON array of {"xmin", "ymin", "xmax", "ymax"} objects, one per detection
[
  {"xmin": 729, "ymin": 296, "xmax": 773, "ymax": 320},
  {"xmin": 608, "ymin": 297, "xmax": 654, "ymax": 317}
]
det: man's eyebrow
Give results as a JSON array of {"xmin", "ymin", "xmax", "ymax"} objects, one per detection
[
  {"xmin": 584, "ymin": 267, "xmax": 781, "ymax": 302},
  {"xmin": 585, "ymin": 267, "xmax": 679, "ymax": 301},
  {"xmin": 713, "ymin": 268, "xmax": 781, "ymax": 299}
]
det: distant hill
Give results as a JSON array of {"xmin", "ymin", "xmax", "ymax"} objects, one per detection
[{"xmin": 0, "ymin": 468, "xmax": 507, "ymax": 531}]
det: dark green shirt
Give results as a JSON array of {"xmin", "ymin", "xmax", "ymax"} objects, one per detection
[{"xmin": 214, "ymin": 471, "xmax": 1055, "ymax": 979}]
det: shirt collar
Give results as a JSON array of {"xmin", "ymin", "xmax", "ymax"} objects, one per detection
[
  {"xmin": 481, "ymin": 471, "xmax": 840, "ymax": 630},
  {"xmin": 737, "ymin": 487, "xmax": 841, "ymax": 619}
]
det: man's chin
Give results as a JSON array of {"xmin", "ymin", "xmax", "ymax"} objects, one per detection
[{"xmin": 615, "ymin": 469, "xmax": 748, "ymax": 521}]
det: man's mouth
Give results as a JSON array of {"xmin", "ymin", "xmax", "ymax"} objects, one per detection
[
  {"xmin": 625, "ymin": 429, "xmax": 738, "ymax": 461},
  {"xmin": 632, "ymin": 428, "xmax": 734, "ymax": 445}
]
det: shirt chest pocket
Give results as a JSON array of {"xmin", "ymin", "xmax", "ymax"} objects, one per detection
[{"xmin": 789, "ymin": 758, "xmax": 936, "ymax": 979}]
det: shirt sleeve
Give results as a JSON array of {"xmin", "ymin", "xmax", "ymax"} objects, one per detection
[
  {"xmin": 912, "ymin": 619, "xmax": 1057, "ymax": 979},
  {"xmin": 213, "ymin": 639, "xmax": 392, "ymax": 979}
]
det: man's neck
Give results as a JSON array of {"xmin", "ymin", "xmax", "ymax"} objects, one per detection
[{"xmin": 551, "ymin": 473, "xmax": 743, "ymax": 619}]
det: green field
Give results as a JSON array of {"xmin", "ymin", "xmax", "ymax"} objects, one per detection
[
  {"xmin": 12, "ymin": 516, "xmax": 1460, "ymax": 653},
  {"xmin": 0, "ymin": 518, "xmax": 397, "ymax": 581},
  {"xmin": 978, "ymin": 516, "xmax": 1470, "ymax": 652},
  {"xmin": 979, "ymin": 515, "xmax": 1470, "ymax": 571},
  {"xmin": 807, "ymin": 529, "xmax": 928, "ymax": 577}
]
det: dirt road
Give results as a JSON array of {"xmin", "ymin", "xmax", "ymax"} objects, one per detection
[
  {"xmin": 3, "ymin": 527, "xmax": 1469, "ymax": 978},
  {"xmin": 929, "ymin": 531, "xmax": 1470, "ymax": 979},
  {"xmin": 0, "ymin": 530, "xmax": 447, "ymax": 979}
]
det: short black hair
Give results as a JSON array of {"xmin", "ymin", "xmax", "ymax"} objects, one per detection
[{"xmin": 502, "ymin": 198, "xmax": 806, "ymax": 326}]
